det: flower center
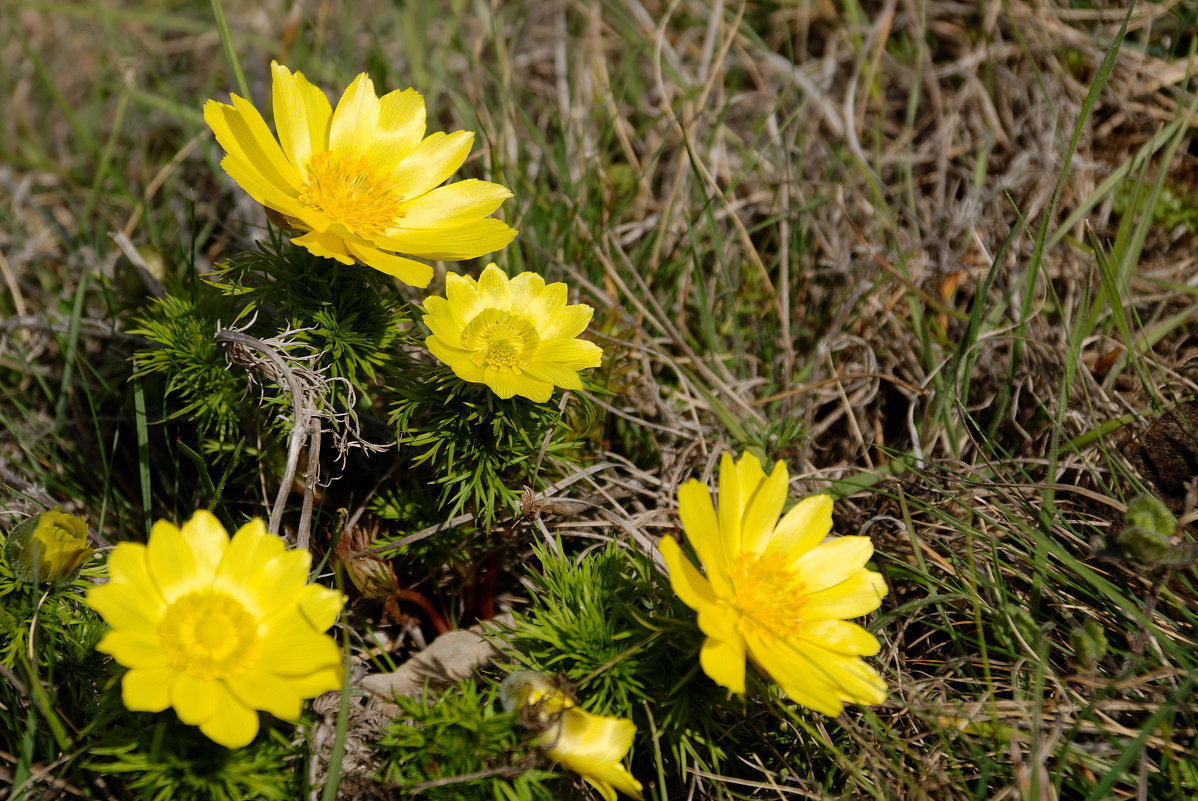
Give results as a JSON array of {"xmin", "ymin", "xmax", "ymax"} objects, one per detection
[
  {"xmin": 158, "ymin": 590, "xmax": 260, "ymax": 680},
  {"xmin": 461, "ymin": 309, "xmax": 540, "ymax": 373},
  {"xmin": 728, "ymin": 550, "xmax": 807, "ymax": 637},
  {"xmin": 298, "ymin": 150, "xmax": 404, "ymax": 236}
]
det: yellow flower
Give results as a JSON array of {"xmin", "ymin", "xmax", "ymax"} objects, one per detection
[
  {"xmin": 6, "ymin": 508, "xmax": 92, "ymax": 584},
  {"xmin": 659, "ymin": 452, "xmax": 888, "ymax": 716},
  {"xmin": 203, "ymin": 62, "xmax": 517, "ymax": 288},
  {"xmin": 86, "ymin": 511, "xmax": 344, "ymax": 748},
  {"xmin": 423, "ymin": 263, "xmax": 603, "ymax": 402},
  {"xmin": 501, "ymin": 671, "xmax": 644, "ymax": 801}
]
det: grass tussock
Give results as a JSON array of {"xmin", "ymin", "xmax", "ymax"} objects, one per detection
[{"xmin": 2, "ymin": 0, "xmax": 1197, "ymax": 799}]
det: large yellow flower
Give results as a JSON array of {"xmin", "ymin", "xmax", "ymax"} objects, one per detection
[
  {"xmin": 423, "ymin": 263, "xmax": 604, "ymax": 402},
  {"xmin": 86, "ymin": 511, "xmax": 344, "ymax": 748},
  {"xmin": 659, "ymin": 452, "xmax": 888, "ymax": 716},
  {"xmin": 501, "ymin": 671, "xmax": 644, "ymax": 801},
  {"xmin": 203, "ymin": 62, "xmax": 517, "ymax": 288}
]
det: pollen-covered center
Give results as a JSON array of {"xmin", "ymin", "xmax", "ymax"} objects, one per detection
[
  {"xmin": 298, "ymin": 150, "xmax": 404, "ymax": 236},
  {"xmin": 158, "ymin": 589, "xmax": 260, "ymax": 680},
  {"xmin": 461, "ymin": 308, "xmax": 540, "ymax": 373},
  {"xmin": 729, "ymin": 550, "xmax": 807, "ymax": 637}
]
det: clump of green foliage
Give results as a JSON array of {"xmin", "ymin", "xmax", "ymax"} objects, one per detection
[
  {"xmin": 389, "ymin": 368, "xmax": 592, "ymax": 528},
  {"xmin": 129, "ymin": 279, "xmax": 257, "ymax": 444},
  {"xmin": 207, "ymin": 232, "xmax": 412, "ymax": 390},
  {"xmin": 85, "ymin": 723, "xmax": 304, "ymax": 801},
  {"xmin": 373, "ymin": 679, "xmax": 558, "ymax": 801},
  {"xmin": 131, "ymin": 232, "xmax": 413, "ymax": 464}
]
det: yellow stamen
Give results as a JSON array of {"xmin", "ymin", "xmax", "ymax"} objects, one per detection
[
  {"xmin": 298, "ymin": 150, "xmax": 404, "ymax": 236},
  {"xmin": 462, "ymin": 309, "xmax": 539, "ymax": 373},
  {"xmin": 158, "ymin": 590, "xmax": 260, "ymax": 680},
  {"xmin": 729, "ymin": 550, "xmax": 807, "ymax": 637}
]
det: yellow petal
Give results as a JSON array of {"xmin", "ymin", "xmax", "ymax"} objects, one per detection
[
  {"xmin": 746, "ymin": 629, "xmax": 886, "ymax": 714},
  {"xmin": 583, "ymin": 778, "xmax": 617, "ymax": 801},
  {"xmin": 520, "ymin": 361, "xmax": 582, "ymax": 391},
  {"xmin": 146, "ymin": 519, "xmax": 202, "ymax": 603},
  {"xmin": 588, "ymin": 770, "xmax": 644, "ymax": 801},
  {"xmin": 171, "ymin": 672, "xmax": 219, "ymax": 725},
  {"xmin": 291, "ymin": 230, "xmax": 356, "ymax": 265},
  {"xmin": 550, "ymin": 708, "xmax": 635, "ymax": 764},
  {"xmin": 717, "ymin": 452, "xmax": 745, "ymax": 557},
  {"xmin": 271, "ymin": 61, "xmax": 332, "ymax": 174},
  {"xmin": 215, "ymin": 518, "xmax": 293, "ymax": 616},
  {"xmin": 477, "ymin": 263, "xmax": 512, "ymax": 310},
  {"xmin": 121, "ymin": 666, "xmax": 177, "ymax": 712},
  {"xmin": 296, "ymin": 583, "xmax": 344, "ymax": 631},
  {"xmin": 227, "ymin": 671, "xmax": 302, "ymax": 721},
  {"xmin": 538, "ymin": 301, "xmax": 593, "ymax": 341},
  {"xmin": 767, "ymin": 494, "xmax": 833, "ymax": 560},
  {"xmin": 426, "ymin": 337, "xmax": 485, "ymax": 383},
  {"xmin": 258, "ymin": 621, "xmax": 343, "ymax": 675},
  {"xmin": 422, "ymin": 298, "xmax": 464, "ymax": 344},
  {"xmin": 785, "ymin": 649, "xmax": 888, "ymax": 709},
  {"xmin": 390, "ymin": 130, "xmax": 474, "ymax": 199},
  {"xmin": 329, "ymin": 72, "xmax": 381, "ymax": 157},
  {"xmin": 803, "ymin": 569, "xmax": 887, "ymax": 620},
  {"xmin": 695, "ymin": 601, "xmax": 741, "ymax": 646},
  {"xmin": 529, "ymin": 339, "xmax": 602, "ymax": 373},
  {"xmin": 198, "ymin": 685, "xmax": 261, "ymax": 748},
  {"xmin": 547, "ymin": 709, "xmax": 644, "ymax": 801},
  {"xmin": 508, "ymin": 271, "xmax": 549, "ymax": 316},
  {"xmin": 283, "ymin": 664, "xmax": 344, "ymax": 698},
  {"xmin": 179, "ymin": 510, "xmax": 230, "ymax": 584},
  {"xmin": 779, "ymin": 675, "xmax": 849, "ymax": 716},
  {"xmin": 799, "ymin": 619, "xmax": 881, "ymax": 656},
  {"xmin": 658, "ymin": 535, "xmax": 715, "ymax": 611},
  {"xmin": 96, "ymin": 629, "xmax": 169, "ymax": 669},
  {"xmin": 395, "ymin": 179, "xmax": 513, "ymax": 228},
  {"xmin": 699, "ymin": 631, "xmax": 747, "ymax": 695},
  {"xmin": 739, "ymin": 460, "xmax": 789, "ymax": 554},
  {"xmin": 87, "ymin": 543, "xmax": 164, "ymax": 628},
  {"xmin": 246, "ymin": 549, "xmax": 308, "ymax": 620},
  {"xmin": 203, "ymin": 96, "xmax": 300, "ymax": 194},
  {"xmin": 485, "ymin": 368, "xmax": 536, "ymax": 400},
  {"xmin": 443, "ymin": 270, "xmax": 484, "ymax": 329},
  {"xmin": 88, "ymin": 581, "xmax": 162, "ymax": 632},
  {"xmin": 794, "ymin": 536, "xmax": 875, "ymax": 594},
  {"xmin": 375, "ymin": 216, "xmax": 518, "ymax": 260},
  {"xmin": 371, "ymin": 87, "xmax": 426, "ymax": 174},
  {"xmin": 217, "ymin": 151, "xmax": 313, "ymax": 224},
  {"xmin": 344, "ymin": 242, "xmax": 433, "ymax": 287},
  {"xmin": 676, "ymin": 479, "xmax": 732, "ymax": 597},
  {"xmin": 735, "ymin": 452, "xmax": 768, "ymax": 494}
]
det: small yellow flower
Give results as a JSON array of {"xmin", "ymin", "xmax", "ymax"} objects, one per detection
[
  {"xmin": 659, "ymin": 452, "xmax": 888, "ymax": 716},
  {"xmin": 423, "ymin": 263, "xmax": 603, "ymax": 402},
  {"xmin": 204, "ymin": 62, "xmax": 517, "ymax": 288},
  {"xmin": 501, "ymin": 671, "xmax": 644, "ymax": 801},
  {"xmin": 86, "ymin": 511, "xmax": 344, "ymax": 748},
  {"xmin": 6, "ymin": 508, "xmax": 92, "ymax": 584}
]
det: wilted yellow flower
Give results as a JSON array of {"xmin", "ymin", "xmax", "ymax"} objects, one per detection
[
  {"xmin": 86, "ymin": 511, "xmax": 344, "ymax": 748},
  {"xmin": 659, "ymin": 452, "xmax": 888, "ymax": 716},
  {"xmin": 204, "ymin": 62, "xmax": 517, "ymax": 288},
  {"xmin": 423, "ymin": 263, "xmax": 603, "ymax": 402},
  {"xmin": 6, "ymin": 508, "xmax": 92, "ymax": 584},
  {"xmin": 501, "ymin": 671, "xmax": 643, "ymax": 801}
]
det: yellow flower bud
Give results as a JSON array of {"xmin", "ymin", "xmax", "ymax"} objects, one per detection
[
  {"xmin": 6, "ymin": 508, "xmax": 92, "ymax": 584},
  {"xmin": 501, "ymin": 671, "xmax": 644, "ymax": 801}
]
